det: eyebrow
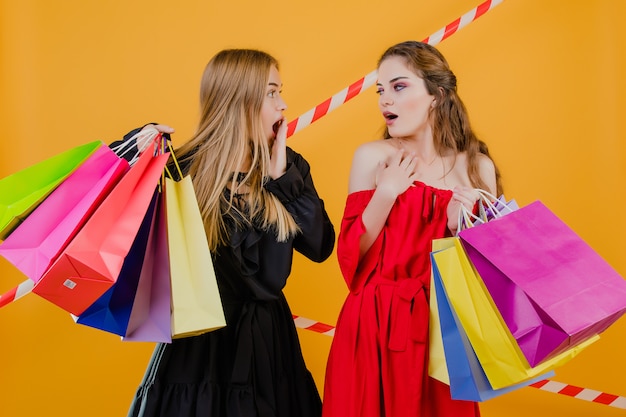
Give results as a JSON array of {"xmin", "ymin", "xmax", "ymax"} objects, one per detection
[
  {"xmin": 376, "ymin": 76, "xmax": 410, "ymax": 86},
  {"xmin": 268, "ymin": 82, "xmax": 282, "ymax": 87}
]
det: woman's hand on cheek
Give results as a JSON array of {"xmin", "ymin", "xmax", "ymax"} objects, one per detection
[{"xmin": 269, "ymin": 118, "xmax": 287, "ymax": 179}]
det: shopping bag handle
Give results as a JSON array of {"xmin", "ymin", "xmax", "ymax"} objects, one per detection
[
  {"xmin": 476, "ymin": 189, "xmax": 516, "ymax": 219},
  {"xmin": 162, "ymin": 137, "xmax": 184, "ymax": 181},
  {"xmin": 111, "ymin": 126, "xmax": 162, "ymax": 166},
  {"xmin": 455, "ymin": 189, "xmax": 515, "ymax": 235}
]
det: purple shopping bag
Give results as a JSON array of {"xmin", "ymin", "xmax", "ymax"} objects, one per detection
[
  {"xmin": 123, "ymin": 190, "xmax": 172, "ymax": 343},
  {"xmin": 0, "ymin": 145, "xmax": 128, "ymax": 282},
  {"xmin": 459, "ymin": 200, "xmax": 626, "ymax": 366}
]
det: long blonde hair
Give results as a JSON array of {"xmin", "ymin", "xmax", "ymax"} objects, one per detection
[
  {"xmin": 378, "ymin": 41, "xmax": 502, "ymax": 195},
  {"xmin": 175, "ymin": 49, "xmax": 299, "ymax": 250}
]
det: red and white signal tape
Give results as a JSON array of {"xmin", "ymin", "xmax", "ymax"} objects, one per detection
[
  {"xmin": 293, "ymin": 314, "xmax": 336, "ymax": 336},
  {"xmin": 292, "ymin": 314, "xmax": 626, "ymax": 410},
  {"xmin": 285, "ymin": 0, "xmax": 504, "ymax": 138},
  {"xmin": 0, "ymin": 279, "xmax": 33, "ymax": 308},
  {"xmin": 529, "ymin": 379, "xmax": 626, "ymax": 409}
]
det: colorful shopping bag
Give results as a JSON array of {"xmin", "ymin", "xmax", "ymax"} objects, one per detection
[
  {"xmin": 165, "ymin": 164, "xmax": 226, "ymax": 338},
  {"xmin": 75, "ymin": 191, "xmax": 158, "ymax": 335},
  {"xmin": 0, "ymin": 141, "xmax": 102, "ymax": 239},
  {"xmin": 428, "ymin": 239, "xmax": 452, "ymax": 384},
  {"xmin": 459, "ymin": 200, "xmax": 626, "ymax": 366},
  {"xmin": 33, "ymin": 141, "xmax": 169, "ymax": 316},
  {"xmin": 0, "ymin": 145, "xmax": 129, "ymax": 281},
  {"xmin": 431, "ymin": 237, "xmax": 598, "ymax": 389},
  {"xmin": 431, "ymin": 255, "xmax": 554, "ymax": 401},
  {"xmin": 123, "ymin": 190, "xmax": 172, "ymax": 343}
]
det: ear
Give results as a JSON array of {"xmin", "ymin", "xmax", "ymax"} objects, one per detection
[{"xmin": 432, "ymin": 86, "xmax": 445, "ymax": 107}]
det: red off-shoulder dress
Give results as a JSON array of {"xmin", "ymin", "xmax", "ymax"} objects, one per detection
[{"xmin": 322, "ymin": 182, "xmax": 480, "ymax": 417}]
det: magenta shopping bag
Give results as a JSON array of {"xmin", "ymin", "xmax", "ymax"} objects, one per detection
[
  {"xmin": 459, "ymin": 200, "xmax": 626, "ymax": 366},
  {"xmin": 0, "ymin": 145, "xmax": 128, "ymax": 282}
]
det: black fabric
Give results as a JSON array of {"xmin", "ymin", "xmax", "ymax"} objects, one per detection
[{"xmin": 122, "ymin": 132, "xmax": 335, "ymax": 417}]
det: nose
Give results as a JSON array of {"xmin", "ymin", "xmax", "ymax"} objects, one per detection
[
  {"xmin": 278, "ymin": 96, "xmax": 287, "ymax": 111},
  {"xmin": 379, "ymin": 92, "xmax": 393, "ymax": 106}
]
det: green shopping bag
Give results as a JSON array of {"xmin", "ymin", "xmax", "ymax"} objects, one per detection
[{"xmin": 0, "ymin": 141, "xmax": 101, "ymax": 239}]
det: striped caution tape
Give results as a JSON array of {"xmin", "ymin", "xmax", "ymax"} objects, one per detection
[
  {"xmin": 293, "ymin": 314, "xmax": 336, "ymax": 336},
  {"xmin": 0, "ymin": 279, "xmax": 33, "ymax": 308},
  {"xmin": 529, "ymin": 379, "xmax": 626, "ymax": 409},
  {"xmin": 285, "ymin": 0, "xmax": 504, "ymax": 138},
  {"xmin": 292, "ymin": 314, "xmax": 626, "ymax": 409}
]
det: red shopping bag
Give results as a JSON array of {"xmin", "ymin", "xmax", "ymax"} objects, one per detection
[
  {"xmin": 0, "ymin": 145, "xmax": 128, "ymax": 282},
  {"xmin": 33, "ymin": 141, "xmax": 169, "ymax": 316},
  {"xmin": 459, "ymin": 200, "xmax": 626, "ymax": 366}
]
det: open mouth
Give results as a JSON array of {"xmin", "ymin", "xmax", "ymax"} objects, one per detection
[
  {"xmin": 272, "ymin": 120, "xmax": 283, "ymax": 134},
  {"xmin": 383, "ymin": 112, "xmax": 398, "ymax": 121}
]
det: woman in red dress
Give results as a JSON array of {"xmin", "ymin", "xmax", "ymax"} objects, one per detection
[{"xmin": 322, "ymin": 41, "xmax": 502, "ymax": 417}]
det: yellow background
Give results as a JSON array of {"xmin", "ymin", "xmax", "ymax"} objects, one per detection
[{"xmin": 1, "ymin": 0, "xmax": 625, "ymax": 416}]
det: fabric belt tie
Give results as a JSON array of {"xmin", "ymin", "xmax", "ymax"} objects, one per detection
[
  {"xmin": 388, "ymin": 278, "xmax": 428, "ymax": 352},
  {"xmin": 374, "ymin": 278, "xmax": 428, "ymax": 352}
]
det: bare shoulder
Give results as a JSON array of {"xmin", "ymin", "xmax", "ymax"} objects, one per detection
[
  {"xmin": 476, "ymin": 152, "xmax": 495, "ymax": 172},
  {"xmin": 445, "ymin": 151, "xmax": 497, "ymax": 194},
  {"xmin": 352, "ymin": 139, "xmax": 394, "ymax": 160},
  {"xmin": 348, "ymin": 139, "xmax": 394, "ymax": 193},
  {"xmin": 476, "ymin": 153, "xmax": 497, "ymax": 194},
  {"xmin": 477, "ymin": 153, "xmax": 496, "ymax": 176}
]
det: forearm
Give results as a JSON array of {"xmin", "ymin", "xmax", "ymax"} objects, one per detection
[{"xmin": 359, "ymin": 187, "xmax": 396, "ymax": 256}]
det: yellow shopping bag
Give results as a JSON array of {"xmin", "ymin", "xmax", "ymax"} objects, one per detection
[
  {"xmin": 165, "ymin": 162, "xmax": 226, "ymax": 339},
  {"xmin": 432, "ymin": 237, "xmax": 597, "ymax": 389},
  {"xmin": 428, "ymin": 238, "xmax": 454, "ymax": 384}
]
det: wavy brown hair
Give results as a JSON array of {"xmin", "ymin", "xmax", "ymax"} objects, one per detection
[
  {"xmin": 174, "ymin": 49, "xmax": 299, "ymax": 250},
  {"xmin": 378, "ymin": 41, "xmax": 502, "ymax": 195}
]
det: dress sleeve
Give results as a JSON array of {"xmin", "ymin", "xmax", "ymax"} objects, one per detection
[
  {"xmin": 336, "ymin": 189, "xmax": 381, "ymax": 292},
  {"xmin": 264, "ymin": 147, "xmax": 335, "ymax": 263}
]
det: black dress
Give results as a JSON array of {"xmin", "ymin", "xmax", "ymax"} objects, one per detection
[{"xmin": 124, "ymin": 138, "xmax": 336, "ymax": 417}]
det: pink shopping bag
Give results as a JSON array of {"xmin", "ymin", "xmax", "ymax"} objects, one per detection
[
  {"xmin": 0, "ymin": 141, "xmax": 102, "ymax": 239},
  {"xmin": 0, "ymin": 145, "xmax": 128, "ymax": 282},
  {"xmin": 459, "ymin": 200, "xmax": 626, "ymax": 366}
]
